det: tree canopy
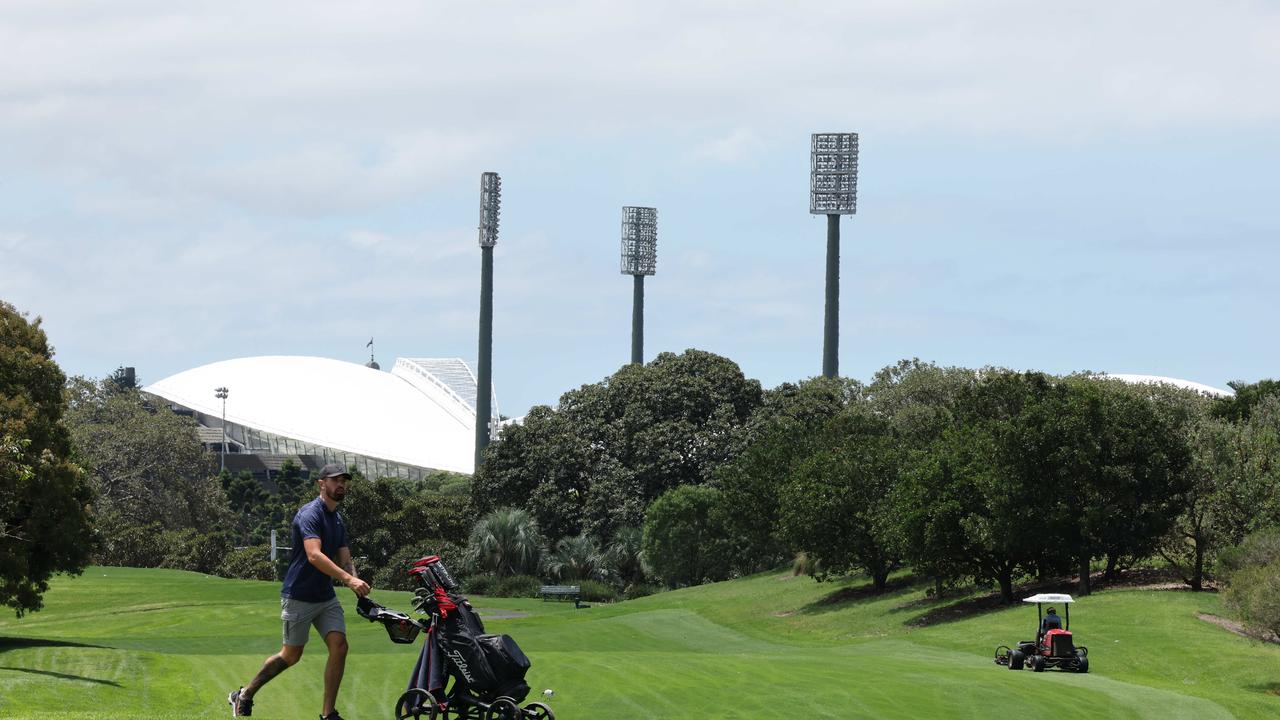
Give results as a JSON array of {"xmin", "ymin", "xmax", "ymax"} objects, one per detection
[
  {"xmin": 473, "ymin": 349, "xmax": 763, "ymax": 541},
  {"xmin": 1, "ymin": 302, "xmax": 95, "ymax": 616}
]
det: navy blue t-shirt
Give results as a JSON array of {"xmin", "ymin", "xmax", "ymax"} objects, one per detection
[{"xmin": 281, "ymin": 496, "xmax": 347, "ymax": 602}]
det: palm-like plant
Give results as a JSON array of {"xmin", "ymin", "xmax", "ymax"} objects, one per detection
[
  {"xmin": 466, "ymin": 508, "xmax": 543, "ymax": 578},
  {"xmin": 603, "ymin": 526, "xmax": 646, "ymax": 585},
  {"xmin": 543, "ymin": 534, "xmax": 606, "ymax": 583}
]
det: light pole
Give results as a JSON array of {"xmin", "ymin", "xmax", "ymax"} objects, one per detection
[
  {"xmin": 475, "ymin": 171, "xmax": 501, "ymax": 470},
  {"xmin": 214, "ymin": 386, "xmax": 229, "ymax": 472},
  {"xmin": 810, "ymin": 133, "xmax": 859, "ymax": 378},
  {"xmin": 621, "ymin": 206, "xmax": 657, "ymax": 365}
]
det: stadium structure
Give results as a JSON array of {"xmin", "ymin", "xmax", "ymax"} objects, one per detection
[{"xmin": 144, "ymin": 356, "xmax": 499, "ymax": 480}]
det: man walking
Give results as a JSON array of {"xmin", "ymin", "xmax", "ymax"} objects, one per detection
[{"xmin": 229, "ymin": 464, "xmax": 371, "ymax": 719}]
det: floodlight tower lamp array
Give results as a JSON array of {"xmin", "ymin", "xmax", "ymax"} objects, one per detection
[{"xmin": 621, "ymin": 206, "xmax": 658, "ymax": 366}]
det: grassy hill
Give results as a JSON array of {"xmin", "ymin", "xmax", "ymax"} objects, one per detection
[{"xmin": 1, "ymin": 567, "xmax": 1278, "ymax": 719}]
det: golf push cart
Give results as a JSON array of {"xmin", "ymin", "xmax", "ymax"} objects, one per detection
[
  {"xmin": 994, "ymin": 593, "xmax": 1089, "ymax": 673},
  {"xmin": 357, "ymin": 555, "xmax": 556, "ymax": 720}
]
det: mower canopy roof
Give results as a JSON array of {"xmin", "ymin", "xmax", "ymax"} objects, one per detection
[{"xmin": 1022, "ymin": 593, "xmax": 1074, "ymax": 604}]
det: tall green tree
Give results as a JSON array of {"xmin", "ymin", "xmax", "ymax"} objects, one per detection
[
  {"xmin": 1, "ymin": 302, "xmax": 95, "ymax": 616},
  {"xmin": 1050, "ymin": 378, "xmax": 1190, "ymax": 594},
  {"xmin": 777, "ymin": 408, "xmax": 902, "ymax": 590},
  {"xmin": 1211, "ymin": 379, "xmax": 1280, "ymax": 423},
  {"xmin": 64, "ymin": 376, "xmax": 228, "ymax": 562},
  {"xmin": 1161, "ymin": 394, "xmax": 1280, "ymax": 590},
  {"xmin": 714, "ymin": 376, "xmax": 861, "ymax": 574},
  {"xmin": 342, "ymin": 474, "xmax": 471, "ymax": 580},
  {"xmin": 474, "ymin": 349, "xmax": 763, "ymax": 541},
  {"xmin": 917, "ymin": 370, "xmax": 1070, "ymax": 602}
]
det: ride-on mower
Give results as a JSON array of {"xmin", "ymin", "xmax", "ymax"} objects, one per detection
[{"xmin": 994, "ymin": 593, "xmax": 1089, "ymax": 673}]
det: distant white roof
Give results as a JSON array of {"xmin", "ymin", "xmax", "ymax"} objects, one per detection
[
  {"xmin": 144, "ymin": 356, "xmax": 488, "ymax": 475},
  {"xmin": 1023, "ymin": 593, "xmax": 1074, "ymax": 604},
  {"xmin": 1101, "ymin": 374, "xmax": 1234, "ymax": 398}
]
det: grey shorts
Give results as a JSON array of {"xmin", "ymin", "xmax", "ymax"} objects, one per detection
[{"xmin": 281, "ymin": 597, "xmax": 346, "ymax": 646}]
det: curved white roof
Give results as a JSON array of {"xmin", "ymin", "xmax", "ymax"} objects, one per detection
[
  {"xmin": 144, "ymin": 356, "xmax": 479, "ymax": 474},
  {"xmin": 1100, "ymin": 373, "xmax": 1234, "ymax": 398}
]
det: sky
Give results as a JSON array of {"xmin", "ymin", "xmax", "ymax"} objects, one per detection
[{"xmin": 2, "ymin": 1, "xmax": 1278, "ymax": 417}]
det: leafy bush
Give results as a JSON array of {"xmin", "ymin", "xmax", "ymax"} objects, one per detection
[
  {"xmin": 463, "ymin": 573, "xmax": 499, "ymax": 596},
  {"xmin": 1222, "ymin": 561, "xmax": 1280, "ymax": 636},
  {"xmin": 160, "ymin": 529, "xmax": 234, "ymax": 574},
  {"xmin": 96, "ymin": 521, "xmax": 166, "ymax": 568},
  {"xmin": 642, "ymin": 485, "xmax": 733, "ymax": 588},
  {"xmin": 492, "ymin": 574, "xmax": 542, "ymax": 598},
  {"xmin": 578, "ymin": 579, "xmax": 617, "ymax": 603},
  {"xmin": 217, "ymin": 545, "xmax": 276, "ymax": 581},
  {"xmin": 1221, "ymin": 529, "xmax": 1280, "ymax": 636},
  {"xmin": 372, "ymin": 542, "xmax": 464, "ymax": 591},
  {"xmin": 792, "ymin": 552, "xmax": 822, "ymax": 578},
  {"xmin": 623, "ymin": 582, "xmax": 664, "ymax": 600}
]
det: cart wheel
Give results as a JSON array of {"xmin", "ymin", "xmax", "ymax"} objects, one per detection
[
  {"xmin": 1031, "ymin": 655, "xmax": 1045, "ymax": 672},
  {"xmin": 396, "ymin": 689, "xmax": 440, "ymax": 720},
  {"xmin": 1008, "ymin": 649, "xmax": 1024, "ymax": 670},
  {"xmin": 485, "ymin": 697, "xmax": 521, "ymax": 720},
  {"xmin": 1075, "ymin": 650, "xmax": 1089, "ymax": 673},
  {"xmin": 521, "ymin": 702, "xmax": 555, "ymax": 720},
  {"xmin": 994, "ymin": 645, "xmax": 1012, "ymax": 665}
]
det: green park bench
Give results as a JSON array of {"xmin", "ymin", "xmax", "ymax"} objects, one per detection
[{"xmin": 539, "ymin": 585, "xmax": 581, "ymax": 603}]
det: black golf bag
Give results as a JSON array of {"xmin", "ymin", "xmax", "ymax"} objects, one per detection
[{"xmin": 358, "ymin": 555, "xmax": 554, "ymax": 720}]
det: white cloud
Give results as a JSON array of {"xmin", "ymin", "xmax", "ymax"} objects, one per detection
[{"xmin": 690, "ymin": 128, "xmax": 766, "ymax": 164}]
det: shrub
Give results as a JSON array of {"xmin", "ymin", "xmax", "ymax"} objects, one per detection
[
  {"xmin": 372, "ymin": 542, "xmax": 464, "ymax": 591},
  {"xmin": 217, "ymin": 545, "xmax": 276, "ymax": 581},
  {"xmin": 1221, "ymin": 529, "xmax": 1280, "ymax": 636},
  {"xmin": 623, "ymin": 582, "xmax": 663, "ymax": 600},
  {"xmin": 463, "ymin": 573, "xmax": 499, "ymax": 596},
  {"xmin": 1222, "ymin": 561, "xmax": 1280, "ymax": 636},
  {"xmin": 578, "ymin": 579, "xmax": 617, "ymax": 603},
  {"xmin": 160, "ymin": 529, "xmax": 234, "ymax": 574},
  {"xmin": 642, "ymin": 485, "xmax": 733, "ymax": 588},
  {"xmin": 96, "ymin": 521, "xmax": 166, "ymax": 568},
  {"xmin": 792, "ymin": 552, "xmax": 822, "ymax": 578},
  {"xmin": 492, "ymin": 574, "xmax": 541, "ymax": 598}
]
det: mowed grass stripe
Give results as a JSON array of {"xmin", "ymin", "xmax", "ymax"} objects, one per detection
[{"xmin": 1, "ymin": 568, "xmax": 1277, "ymax": 719}]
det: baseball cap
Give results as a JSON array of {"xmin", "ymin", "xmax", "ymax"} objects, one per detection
[{"xmin": 319, "ymin": 463, "xmax": 351, "ymax": 479}]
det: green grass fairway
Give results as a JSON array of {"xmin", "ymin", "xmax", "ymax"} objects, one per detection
[{"xmin": 2, "ymin": 568, "xmax": 1278, "ymax": 719}]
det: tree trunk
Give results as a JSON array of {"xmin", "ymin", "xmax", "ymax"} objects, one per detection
[
  {"xmin": 1103, "ymin": 554, "xmax": 1119, "ymax": 581},
  {"xmin": 1192, "ymin": 534, "xmax": 1205, "ymax": 592},
  {"xmin": 934, "ymin": 575, "xmax": 944, "ymax": 599},
  {"xmin": 1078, "ymin": 556, "xmax": 1091, "ymax": 596},
  {"xmin": 872, "ymin": 569, "xmax": 889, "ymax": 592},
  {"xmin": 998, "ymin": 570, "xmax": 1014, "ymax": 603}
]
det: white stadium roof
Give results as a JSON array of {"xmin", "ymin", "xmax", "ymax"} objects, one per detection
[
  {"xmin": 144, "ymin": 356, "xmax": 490, "ymax": 475},
  {"xmin": 1100, "ymin": 373, "xmax": 1234, "ymax": 398}
]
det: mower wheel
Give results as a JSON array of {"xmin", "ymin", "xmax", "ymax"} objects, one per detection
[
  {"xmin": 1075, "ymin": 650, "xmax": 1089, "ymax": 673},
  {"xmin": 396, "ymin": 689, "xmax": 440, "ymax": 720},
  {"xmin": 521, "ymin": 702, "xmax": 555, "ymax": 720},
  {"xmin": 1008, "ymin": 649, "xmax": 1024, "ymax": 670},
  {"xmin": 485, "ymin": 697, "xmax": 521, "ymax": 720},
  {"xmin": 1031, "ymin": 655, "xmax": 1045, "ymax": 672}
]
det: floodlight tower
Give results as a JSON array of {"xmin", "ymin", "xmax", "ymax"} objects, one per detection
[
  {"xmin": 214, "ymin": 386, "xmax": 229, "ymax": 472},
  {"xmin": 475, "ymin": 171, "xmax": 501, "ymax": 470},
  {"xmin": 621, "ymin": 206, "xmax": 657, "ymax": 365},
  {"xmin": 810, "ymin": 133, "xmax": 859, "ymax": 378}
]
